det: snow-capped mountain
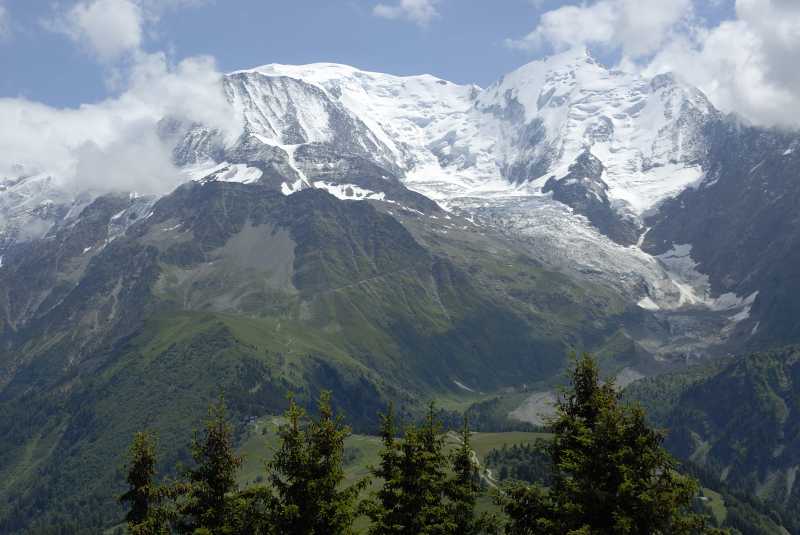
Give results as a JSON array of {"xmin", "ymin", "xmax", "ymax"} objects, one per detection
[
  {"xmin": 165, "ymin": 48, "xmax": 743, "ymax": 320},
  {"xmin": 1, "ymin": 47, "xmax": 790, "ymax": 352},
  {"xmin": 181, "ymin": 48, "xmax": 715, "ymax": 216}
]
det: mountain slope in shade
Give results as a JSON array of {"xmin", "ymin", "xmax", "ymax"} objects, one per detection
[
  {"xmin": 643, "ymin": 120, "xmax": 800, "ymax": 346},
  {"xmin": 626, "ymin": 347, "xmax": 800, "ymax": 531}
]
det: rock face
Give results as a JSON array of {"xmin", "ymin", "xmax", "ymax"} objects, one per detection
[
  {"xmin": 543, "ymin": 151, "xmax": 639, "ymax": 246},
  {"xmin": 644, "ymin": 119, "xmax": 800, "ymax": 345}
]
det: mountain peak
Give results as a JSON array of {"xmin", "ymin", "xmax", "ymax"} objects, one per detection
[{"xmin": 229, "ymin": 61, "xmax": 462, "ymax": 89}]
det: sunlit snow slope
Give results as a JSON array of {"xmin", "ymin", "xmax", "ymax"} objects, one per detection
[{"xmin": 223, "ymin": 48, "xmax": 716, "ymax": 216}]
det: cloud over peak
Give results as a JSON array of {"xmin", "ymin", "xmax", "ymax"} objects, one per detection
[
  {"xmin": 2, "ymin": 0, "xmax": 240, "ymax": 196},
  {"xmin": 507, "ymin": 0, "xmax": 692, "ymax": 59},
  {"xmin": 510, "ymin": 0, "xmax": 800, "ymax": 129}
]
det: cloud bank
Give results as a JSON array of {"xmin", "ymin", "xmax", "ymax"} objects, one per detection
[
  {"xmin": 510, "ymin": 0, "xmax": 800, "ymax": 129},
  {"xmin": 0, "ymin": 0, "xmax": 240, "ymax": 196},
  {"xmin": 0, "ymin": 54, "xmax": 238, "ymax": 195}
]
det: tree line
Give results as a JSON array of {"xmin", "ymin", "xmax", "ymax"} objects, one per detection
[{"xmin": 119, "ymin": 355, "xmax": 726, "ymax": 534}]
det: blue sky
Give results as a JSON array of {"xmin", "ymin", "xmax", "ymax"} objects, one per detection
[{"xmin": 0, "ymin": 0, "xmax": 734, "ymax": 108}]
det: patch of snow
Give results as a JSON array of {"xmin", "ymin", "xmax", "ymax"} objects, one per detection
[
  {"xmin": 729, "ymin": 307, "xmax": 750, "ymax": 322},
  {"xmin": 213, "ymin": 164, "xmax": 263, "ymax": 184},
  {"xmin": 182, "ymin": 161, "xmax": 264, "ymax": 185},
  {"xmin": 281, "ymin": 178, "xmax": 305, "ymax": 196},
  {"xmin": 638, "ymin": 296, "xmax": 660, "ymax": 310},
  {"xmin": 453, "ymin": 380, "xmax": 475, "ymax": 393},
  {"xmin": 313, "ymin": 181, "xmax": 386, "ymax": 201},
  {"xmin": 635, "ymin": 226, "xmax": 651, "ymax": 249},
  {"xmin": 181, "ymin": 161, "xmax": 228, "ymax": 181}
]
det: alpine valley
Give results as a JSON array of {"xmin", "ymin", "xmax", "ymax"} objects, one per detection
[{"xmin": 2, "ymin": 48, "xmax": 800, "ymax": 533}]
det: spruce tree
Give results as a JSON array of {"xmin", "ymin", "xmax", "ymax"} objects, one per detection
[
  {"xmin": 391, "ymin": 402, "xmax": 450, "ymax": 534},
  {"xmin": 179, "ymin": 396, "xmax": 243, "ymax": 534},
  {"xmin": 500, "ymin": 354, "xmax": 721, "ymax": 535},
  {"xmin": 267, "ymin": 391, "xmax": 362, "ymax": 535},
  {"xmin": 448, "ymin": 417, "xmax": 497, "ymax": 535},
  {"xmin": 364, "ymin": 403, "xmax": 403, "ymax": 534},
  {"xmin": 410, "ymin": 403, "xmax": 449, "ymax": 534},
  {"xmin": 119, "ymin": 431, "xmax": 158, "ymax": 528},
  {"xmin": 307, "ymin": 390, "xmax": 362, "ymax": 533}
]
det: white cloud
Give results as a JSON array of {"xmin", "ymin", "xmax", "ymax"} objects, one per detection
[
  {"xmin": 0, "ymin": 54, "xmax": 241, "ymax": 195},
  {"xmin": 6, "ymin": 0, "xmax": 240, "ymax": 196},
  {"xmin": 507, "ymin": 0, "xmax": 692, "ymax": 59},
  {"xmin": 44, "ymin": 0, "xmax": 209, "ymax": 62},
  {"xmin": 50, "ymin": 0, "xmax": 144, "ymax": 62},
  {"xmin": 373, "ymin": 0, "xmax": 439, "ymax": 27},
  {"xmin": 126, "ymin": 52, "xmax": 241, "ymax": 143},
  {"xmin": 644, "ymin": 0, "xmax": 800, "ymax": 127},
  {"xmin": 0, "ymin": 2, "xmax": 11, "ymax": 40},
  {"xmin": 71, "ymin": 121, "xmax": 180, "ymax": 194},
  {"xmin": 507, "ymin": 2, "xmax": 616, "ymax": 53},
  {"xmin": 510, "ymin": 0, "xmax": 800, "ymax": 128}
]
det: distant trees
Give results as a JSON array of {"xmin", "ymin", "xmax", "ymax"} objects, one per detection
[
  {"xmin": 485, "ymin": 442, "xmax": 551, "ymax": 485},
  {"xmin": 121, "ymin": 396, "xmax": 489, "ymax": 534},
  {"xmin": 120, "ymin": 355, "xmax": 720, "ymax": 534}
]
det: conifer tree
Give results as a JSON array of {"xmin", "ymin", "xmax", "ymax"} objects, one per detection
[
  {"xmin": 500, "ymin": 354, "xmax": 722, "ymax": 535},
  {"xmin": 267, "ymin": 391, "xmax": 362, "ymax": 535},
  {"xmin": 409, "ymin": 403, "xmax": 450, "ymax": 534},
  {"xmin": 179, "ymin": 396, "xmax": 243, "ymax": 534},
  {"xmin": 382, "ymin": 402, "xmax": 450, "ymax": 534},
  {"xmin": 448, "ymin": 417, "xmax": 497, "ymax": 535},
  {"xmin": 364, "ymin": 403, "xmax": 403, "ymax": 534},
  {"xmin": 119, "ymin": 431, "xmax": 158, "ymax": 529}
]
